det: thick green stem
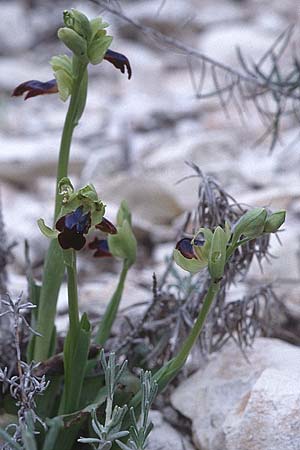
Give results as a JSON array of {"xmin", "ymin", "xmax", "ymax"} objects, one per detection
[
  {"xmin": 95, "ymin": 261, "xmax": 129, "ymax": 345},
  {"xmin": 33, "ymin": 63, "xmax": 87, "ymax": 362}
]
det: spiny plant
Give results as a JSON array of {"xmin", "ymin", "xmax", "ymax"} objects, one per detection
[{"xmin": 0, "ymin": 7, "xmax": 286, "ymax": 450}]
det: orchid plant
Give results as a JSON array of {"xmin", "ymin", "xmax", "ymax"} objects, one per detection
[{"xmin": 0, "ymin": 7, "xmax": 286, "ymax": 450}]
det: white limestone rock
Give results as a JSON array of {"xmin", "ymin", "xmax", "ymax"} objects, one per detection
[{"xmin": 171, "ymin": 338, "xmax": 300, "ymax": 450}]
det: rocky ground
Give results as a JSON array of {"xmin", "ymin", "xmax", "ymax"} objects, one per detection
[{"xmin": 1, "ymin": 0, "xmax": 300, "ymax": 449}]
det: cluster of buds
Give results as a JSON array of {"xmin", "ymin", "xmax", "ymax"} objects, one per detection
[
  {"xmin": 12, "ymin": 9, "xmax": 131, "ymax": 101},
  {"xmin": 174, "ymin": 207, "xmax": 286, "ymax": 280},
  {"xmin": 38, "ymin": 178, "xmax": 137, "ymax": 265}
]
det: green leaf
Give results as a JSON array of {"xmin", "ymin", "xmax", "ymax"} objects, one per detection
[
  {"xmin": 0, "ymin": 428, "xmax": 22, "ymax": 450},
  {"xmin": 42, "ymin": 417, "xmax": 64, "ymax": 450},
  {"xmin": 22, "ymin": 428, "xmax": 37, "ymax": 450},
  {"xmin": 32, "ymin": 239, "xmax": 64, "ymax": 362},
  {"xmin": 88, "ymin": 35, "xmax": 113, "ymax": 65},
  {"xmin": 37, "ymin": 219, "xmax": 58, "ymax": 240},
  {"xmin": 61, "ymin": 313, "xmax": 91, "ymax": 414},
  {"xmin": 94, "ymin": 261, "xmax": 128, "ymax": 345},
  {"xmin": 25, "ymin": 240, "xmax": 41, "ymax": 362}
]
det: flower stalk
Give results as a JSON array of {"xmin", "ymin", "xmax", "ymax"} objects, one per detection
[{"xmin": 33, "ymin": 63, "xmax": 88, "ymax": 362}]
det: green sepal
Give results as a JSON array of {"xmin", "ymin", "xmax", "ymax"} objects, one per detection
[
  {"xmin": 173, "ymin": 249, "xmax": 206, "ymax": 274},
  {"xmin": 37, "ymin": 219, "xmax": 58, "ymax": 240},
  {"xmin": 58, "ymin": 27, "xmax": 87, "ymax": 58},
  {"xmin": 263, "ymin": 210, "xmax": 286, "ymax": 233},
  {"xmin": 51, "ymin": 55, "xmax": 73, "ymax": 102},
  {"xmin": 193, "ymin": 227, "xmax": 213, "ymax": 263},
  {"xmin": 51, "ymin": 55, "xmax": 73, "ymax": 76},
  {"xmin": 58, "ymin": 177, "xmax": 74, "ymax": 198},
  {"xmin": 77, "ymin": 184, "xmax": 98, "ymax": 202},
  {"xmin": 88, "ymin": 34, "xmax": 113, "ymax": 65},
  {"xmin": 208, "ymin": 226, "xmax": 227, "ymax": 280},
  {"xmin": 57, "ymin": 181, "xmax": 106, "ymax": 226},
  {"xmin": 108, "ymin": 220, "xmax": 137, "ymax": 267},
  {"xmin": 55, "ymin": 70, "xmax": 73, "ymax": 102},
  {"xmin": 89, "ymin": 17, "xmax": 109, "ymax": 41}
]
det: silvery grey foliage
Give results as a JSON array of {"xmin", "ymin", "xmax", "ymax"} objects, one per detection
[
  {"xmin": 116, "ymin": 371, "xmax": 157, "ymax": 450},
  {"xmin": 0, "ymin": 295, "xmax": 48, "ymax": 450},
  {"xmin": 78, "ymin": 350, "xmax": 129, "ymax": 450}
]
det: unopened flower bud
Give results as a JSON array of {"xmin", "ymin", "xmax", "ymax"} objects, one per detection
[
  {"xmin": 64, "ymin": 9, "xmax": 92, "ymax": 41},
  {"xmin": 263, "ymin": 210, "xmax": 286, "ymax": 233},
  {"xmin": 232, "ymin": 207, "xmax": 267, "ymax": 244},
  {"xmin": 58, "ymin": 27, "xmax": 87, "ymax": 58},
  {"xmin": 108, "ymin": 203, "xmax": 137, "ymax": 267}
]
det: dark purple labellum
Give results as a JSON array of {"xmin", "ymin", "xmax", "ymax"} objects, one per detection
[
  {"xmin": 56, "ymin": 207, "xmax": 91, "ymax": 251},
  {"xmin": 104, "ymin": 49, "xmax": 132, "ymax": 79},
  {"xmin": 58, "ymin": 229, "xmax": 87, "ymax": 251},
  {"xmin": 176, "ymin": 238, "xmax": 195, "ymax": 259},
  {"xmin": 12, "ymin": 79, "xmax": 58, "ymax": 100},
  {"xmin": 175, "ymin": 238, "xmax": 204, "ymax": 259},
  {"xmin": 88, "ymin": 238, "xmax": 112, "ymax": 258},
  {"xmin": 95, "ymin": 217, "xmax": 117, "ymax": 235}
]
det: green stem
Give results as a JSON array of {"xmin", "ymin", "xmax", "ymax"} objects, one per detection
[
  {"xmin": 129, "ymin": 279, "xmax": 220, "ymax": 410},
  {"xmin": 33, "ymin": 63, "xmax": 87, "ymax": 362},
  {"xmin": 65, "ymin": 250, "xmax": 80, "ymax": 342},
  {"xmin": 54, "ymin": 64, "xmax": 88, "ymax": 219},
  {"xmin": 95, "ymin": 261, "xmax": 129, "ymax": 345},
  {"xmin": 155, "ymin": 279, "xmax": 220, "ymax": 390},
  {"xmin": 226, "ymin": 236, "xmax": 253, "ymax": 262},
  {"xmin": 170, "ymin": 279, "xmax": 220, "ymax": 372}
]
